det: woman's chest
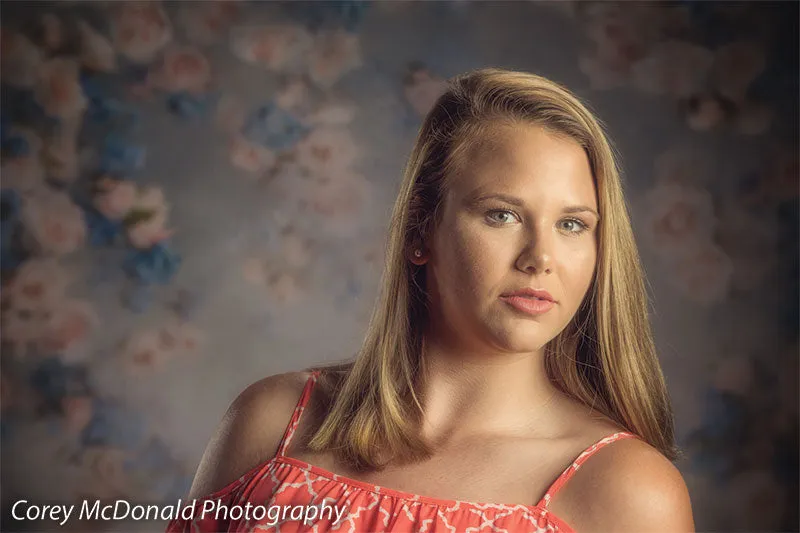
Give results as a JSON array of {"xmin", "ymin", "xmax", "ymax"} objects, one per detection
[{"xmin": 287, "ymin": 438, "xmax": 572, "ymax": 507}]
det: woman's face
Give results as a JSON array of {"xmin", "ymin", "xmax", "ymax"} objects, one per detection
[{"xmin": 418, "ymin": 123, "xmax": 599, "ymax": 355}]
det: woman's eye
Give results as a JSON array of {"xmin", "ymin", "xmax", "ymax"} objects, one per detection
[
  {"xmin": 487, "ymin": 210, "xmax": 517, "ymax": 224},
  {"xmin": 560, "ymin": 218, "xmax": 589, "ymax": 234}
]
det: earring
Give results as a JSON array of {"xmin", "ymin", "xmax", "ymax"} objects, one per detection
[{"xmin": 414, "ymin": 249, "xmax": 422, "ymax": 258}]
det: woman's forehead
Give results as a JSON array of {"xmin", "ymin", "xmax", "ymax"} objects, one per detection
[{"xmin": 447, "ymin": 125, "xmax": 595, "ymax": 201}]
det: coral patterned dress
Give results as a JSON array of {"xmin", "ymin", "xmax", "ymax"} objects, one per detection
[{"xmin": 166, "ymin": 370, "xmax": 639, "ymax": 532}]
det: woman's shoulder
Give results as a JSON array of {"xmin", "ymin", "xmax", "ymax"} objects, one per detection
[
  {"xmin": 553, "ymin": 428, "xmax": 695, "ymax": 532},
  {"xmin": 184, "ymin": 370, "xmax": 313, "ymax": 500}
]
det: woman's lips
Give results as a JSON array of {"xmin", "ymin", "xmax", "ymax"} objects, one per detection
[{"xmin": 499, "ymin": 295, "xmax": 555, "ymax": 315}]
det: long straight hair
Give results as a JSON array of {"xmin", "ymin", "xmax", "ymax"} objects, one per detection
[{"xmin": 306, "ymin": 67, "xmax": 679, "ymax": 470}]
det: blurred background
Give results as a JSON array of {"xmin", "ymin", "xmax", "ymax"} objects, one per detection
[{"xmin": 0, "ymin": 1, "xmax": 797, "ymax": 531}]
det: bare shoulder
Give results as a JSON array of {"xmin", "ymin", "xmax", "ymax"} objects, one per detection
[
  {"xmin": 554, "ymin": 437, "xmax": 695, "ymax": 533},
  {"xmin": 186, "ymin": 370, "xmax": 313, "ymax": 500}
]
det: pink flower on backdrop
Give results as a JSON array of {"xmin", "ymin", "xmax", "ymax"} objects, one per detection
[
  {"xmin": 39, "ymin": 299, "xmax": 98, "ymax": 361},
  {"xmin": 159, "ymin": 321, "xmax": 205, "ymax": 355},
  {"xmin": 3, "ymin": 258, "xmax": 70, "ymax": 312},
  {"xmin": 93, "ymin": 177, "xmax": 138, "ymax": 220},
  {"xmin": 111, "ymin": 1, "xmax": 173, "ymax": 64},
  {"xmin": 77, "ymin": 19, "xmax": 117, "ymax": 73},
  {"xmin": 710, "ymin": 40, "xmax": 766, "ymax": 105},
  {"xmin": 639, "ymin": 180, "xmax": 716, "ymax": 257},
  {"xmin": 307, "ymin": 30, "xmax": 362, "ymax": 88},
  {"xmin": 20, "ymin": 188, "xmax": 87, "ymax": 256},
  {"xmin": 120, "ymin": 329, "xmax": 172, "ymax": 376},
  {"xmin": 242, "ymin": 257, "xmax": 268, "ymax": 286},
  {"xmin": 148, "ymin": 46, "xmax": 211, "ymax": 94},
  {"xmin": 34, "ymin": 58, "xmax": 88, "ymax": 119},
  {"xmin": 178, "ymin": 1, "xmax": 240, "ymax": 46},
  {"xmin": 404, "ymin": 67, "xmax": 448, "ymax": 117},
  {"xmin": 684, "ymin": 94, "xmax": 727, "ymax": 132},
  {"xmin": 1, "ymin": 30, "xmax": 44, "ymax": 88},
  {"xmin": 229, "ymin": 135, "xmax": 277, "ymax": 174},
  {"xmin": 44, "ymin": 118, "xmax": 83, "ymax": 184},
  {"xmin": 126, "ymin": 211, "xmax": 173, "ymax": 249},
  {"xmin": 304, "ymin": 173, "xmax": 371, "ymax": 238},
  {"xmin": 61, "ymin": 395, "xmax": 94, "ymax": 434},
  {"xmin": 630, "ymin": 40, "xmax": 714, "ymax": 99},
  {"xmin": 0, "ymin": 307, "xmax": 47, "ymax": 353},
  {"xmin": 294, "ymin": 127, "xmax": 361, "ymax": 178},
  {"xmin": 668, "ymin": 242, "xmax": 733, "ymax": 306},
  {"xmin": 230, "ymin": 24, "xmax": 314, "ymax": 71},
  {"xmin": 265, "ymin": 269, "xmax": 307, "ymax": 305}
]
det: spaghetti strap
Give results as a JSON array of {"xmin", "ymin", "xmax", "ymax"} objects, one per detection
[
  {"xmin": 537, "ymin": 431, "xmax": 639, "ymax": 509},
  {"xmin": 274, "ymin": 370, "xmax": 321, "ymax": 459}
]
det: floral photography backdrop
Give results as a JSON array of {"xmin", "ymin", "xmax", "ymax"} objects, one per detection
[{"xmin": 0, "ymin": 1, "xmax": 797, "ymax": 531}]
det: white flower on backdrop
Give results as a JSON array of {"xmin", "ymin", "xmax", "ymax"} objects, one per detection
[
  {"xmin": 404, "ymin": 66, "xmax": 448, "ymax": 117},
  {"xmin": 20, "ymin": 188, "xmax": 87, "ymax": 256},
  {"xmin": 147, "ymin": 46, "xmax": 212, "ymax": 94},
  {"xmin": 34, "ymin": 58, "xmax": 88, "ymax": 120},
  {"xmin": 77, "ymin": 19, "xmax": 117, "ymax": 73},
  {"xmin": 230, "ymin": 24, "xmax": 314, "ymax": 72},
  {"xmin": 667, "ymin": 242, "xmax": 734, "ymax": 306},
  {"xmin": 177, "ymin": 0, "xmax": 240, "ymax": 47},
  {"xmin": 631, "ymin": 40, "xmax": 714, "ymax": 98},
  {"xmin": 38, "ymin": 299, "xmax": 99, "ymax": 363},
  {"xmin": 638, "ymin": 180, "xmax": 717, "ymax": 257},
  {"xmin": 0, "ymin": 31, "xmax": 44, "ymax": 88},
  {"xmin": 307, "ymin": 29, "xmax": 363, "ymax": 88},
  {"xmin": 110, "ymin": 1, "xmax": 173, "ymax": 64}
]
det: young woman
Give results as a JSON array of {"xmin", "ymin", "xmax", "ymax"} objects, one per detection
[{"xmin": 167, "ymin": 68, "xmax": 695, "ymax": 532}]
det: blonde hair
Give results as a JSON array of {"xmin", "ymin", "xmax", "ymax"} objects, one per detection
[{"xmin": 307, "ymin": 67, "xmax": 679, "ymax": 470}]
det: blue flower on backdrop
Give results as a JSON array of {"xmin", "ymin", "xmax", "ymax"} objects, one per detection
[
  {"xmin": 167, "ymin": 91, "xmax": 220, "ymax": 120},
  {"xmin": 1, "ymin": 189, "xmax": 26, "ymax": 271},
  {"xmin": 81, "ymin": 397, "xmax": 147, "ymax": 450},
  {"xmin": 81, "ymin": 205, "xmax": 125, "ymax": 247},
  {"xmin": 286, "ymin": 0, "xmax": 370, "ymax": 32},
  {"xmin": 123, "ymin": 437, "xmax": 173, "ymax": 474},
  {"xmin": 1, "ymin": 125, "xmax": 31, "ymax": 156},
  {"xmin": 123, "ymin": 243, "xmax": 181, "ymax": 285},
  {"xmin": 80, "ymin": 75, "xmax": 139, "ymax": 133},
  {"xmin": 0, "ymin": 85, "xmax": 55, "ymax": 129},
  {"xmin": 100, "ymin": 133, "xmax": 146, "ymax": 176},
  {"xmin": 241, "ymin": 102, "xmax": 310, "ymax": 151},
  {"xmin": 29, "ymin": 357, "xmax": 91, "ymax": 412}
]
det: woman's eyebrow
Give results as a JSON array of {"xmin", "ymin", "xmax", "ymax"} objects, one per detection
[{"xmin": 465, "ymin": 192, "xmax": 600, "ymax": 220}]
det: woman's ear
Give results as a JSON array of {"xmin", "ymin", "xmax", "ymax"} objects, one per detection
[{"xmin": 408, "ymin": 245, "xmax": 429, "ymax": 265}]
